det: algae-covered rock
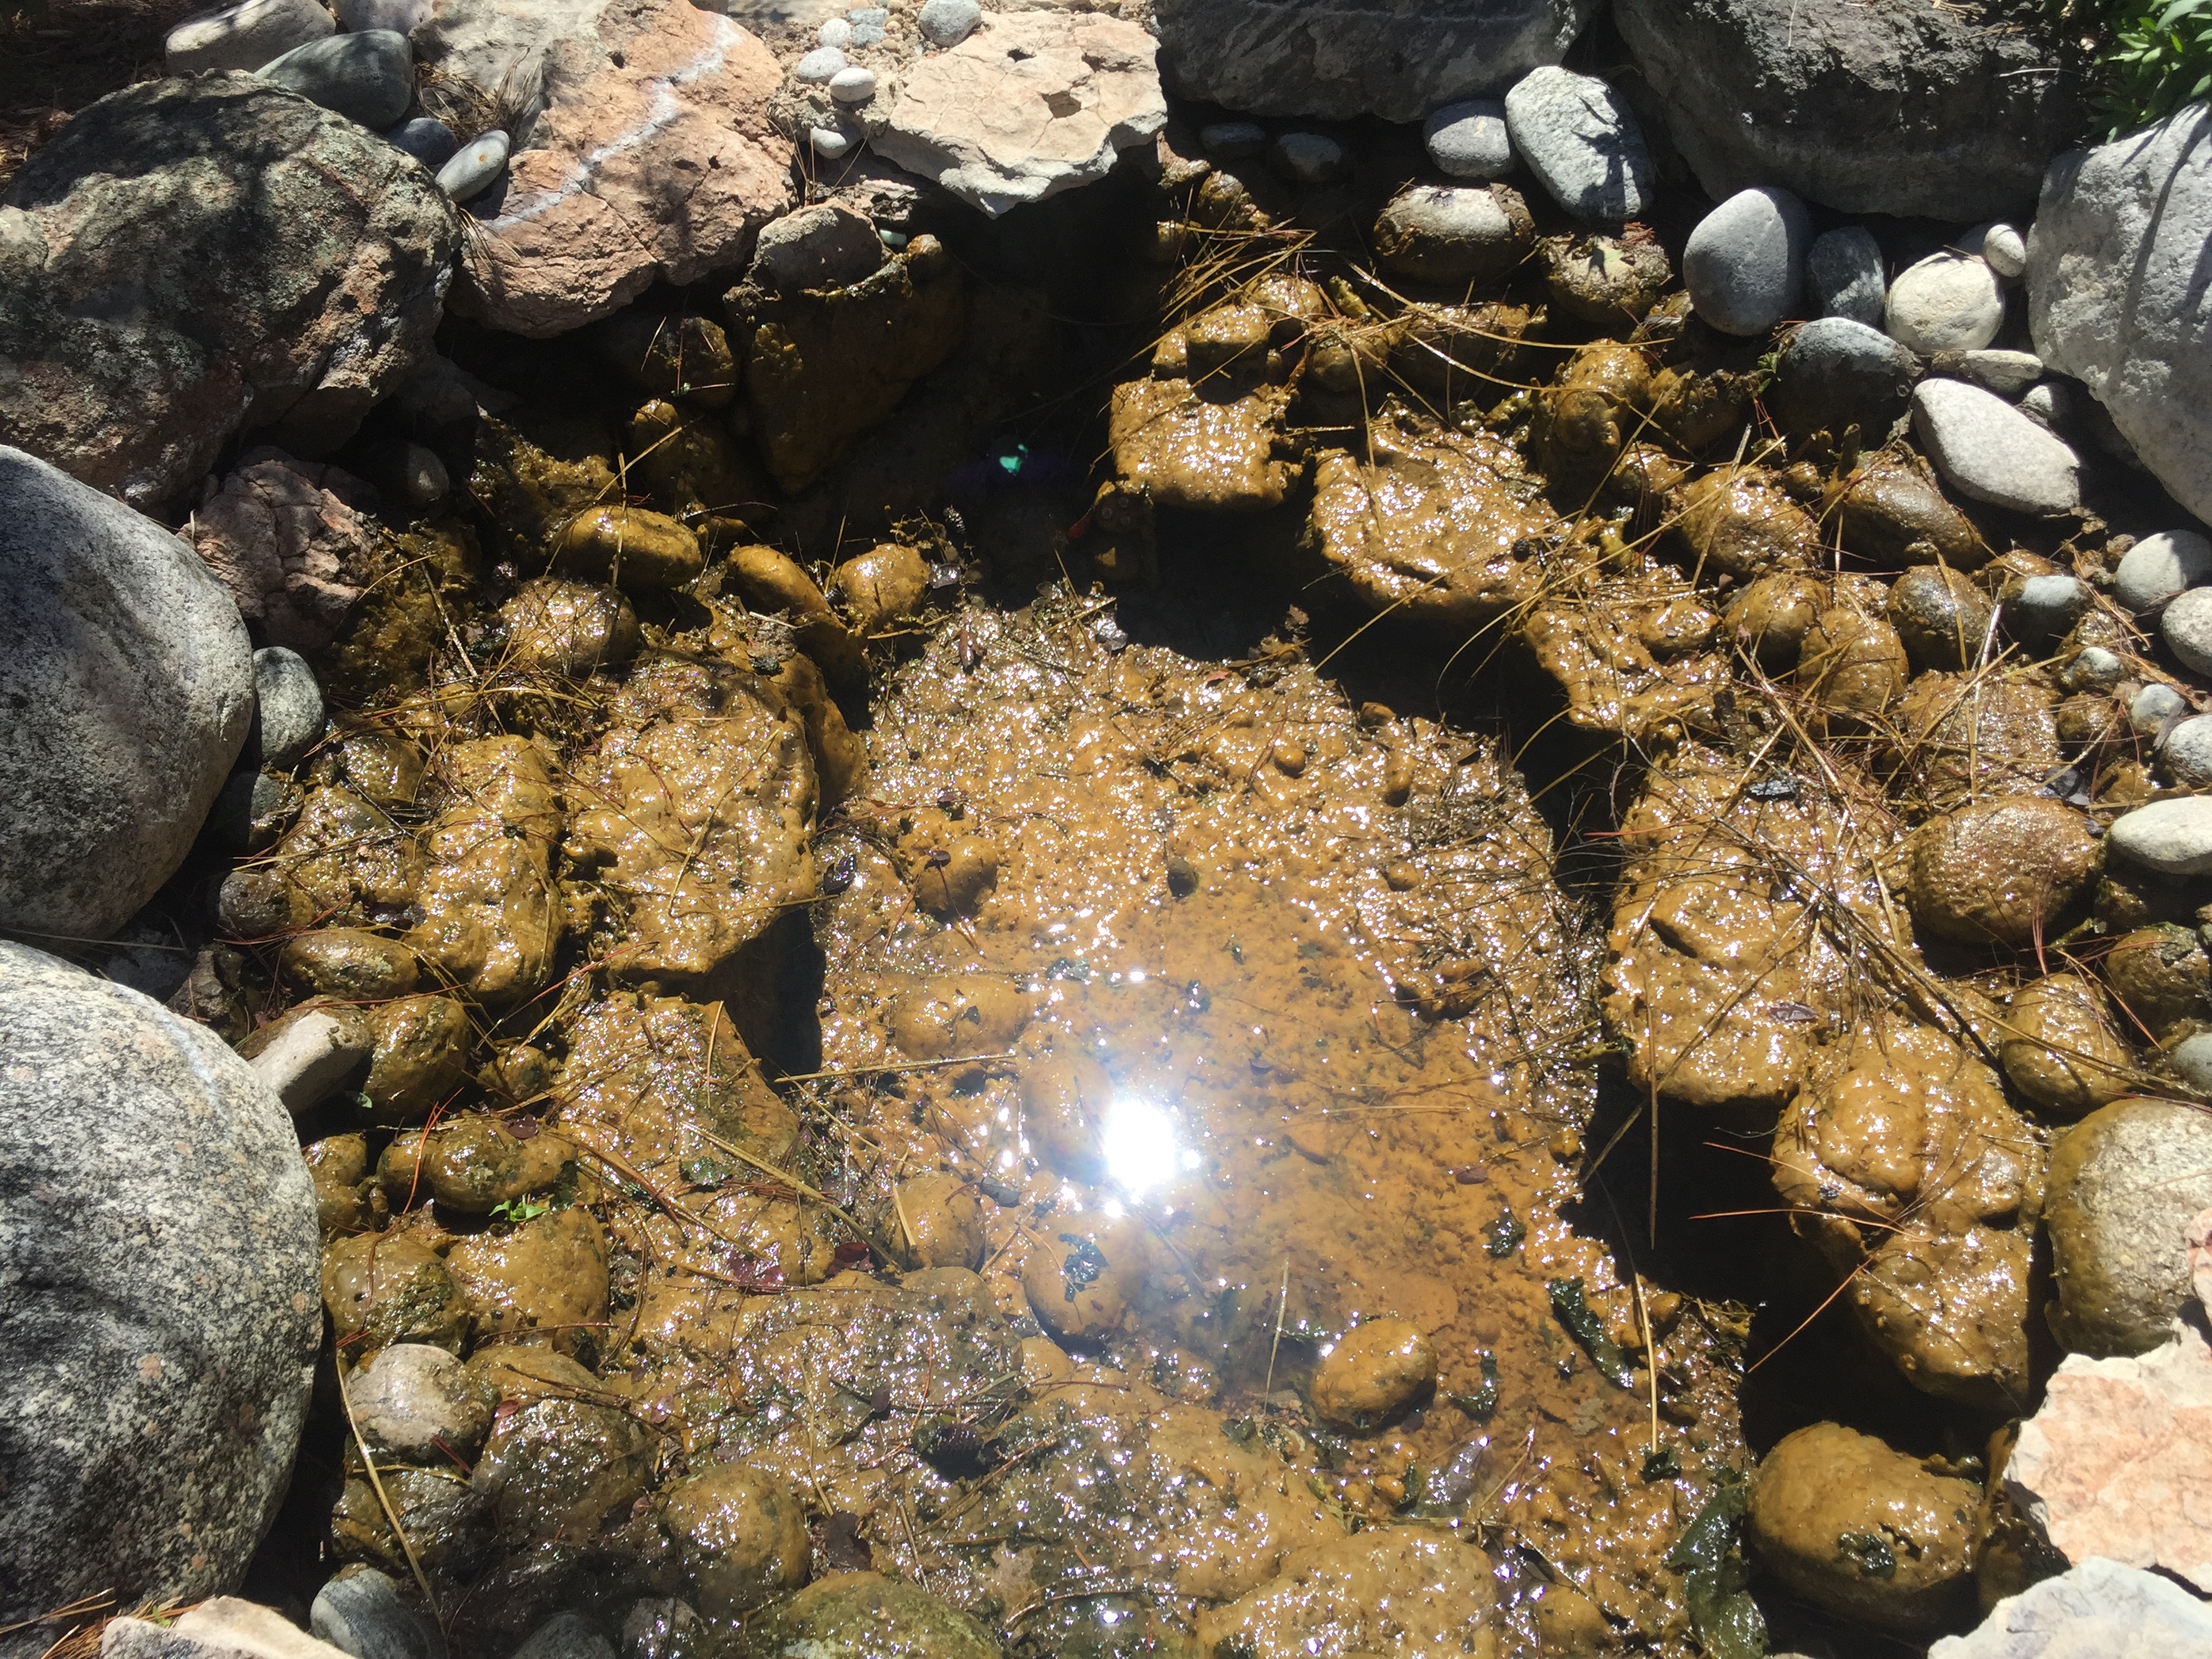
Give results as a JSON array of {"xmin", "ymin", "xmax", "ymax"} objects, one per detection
[
  {"xmin": 1795, "ymin": 608, "xmax": 1908, "ymax": 728},
  {"xmin": 1667, "ymin": 466, "xmax": 1822, "ymax": 581},
  {"xmin": 1725, "ymin": 571, "xmax": 1825, "ymax": 671},
  {"xmin": 2102, "ymin": 923, "xmax": 2212, "ymax": 1040},
  {"xmin": 382, "ymin": 1113, "xmax": 573, "ymax": 1214},
  {"xmin": 473, "ymin": 1395, "xmax": 654, "ymax": 1547},
  {"xmin": 1109, "ymin": 377, "xmax": 1301, "ymax": 512},
  {"xmin": 1310, "ymin": 1317, "xmax": 1437, "ymax": 1429},
  {"xmin": 660, "ymin": 1464, "xmax": 811, "ymax": 1617},
  {"xmin": 1021, "ymin": 1210, "xmax": 1147, "ymax": 1342},
  {"xmin": 281, "ymin": 928, "xmax": 421, "ymax": 1002},
  {"xmin": 1831, "ymin": 454, "xmax": 1989, "ymax": 570},
  {"xmin": 1774, "ymin": 1017, "xmax": 2045, "ymax": 1408},
  {"xmin": 1888, "ymin": 567, "xmax": 1995, "ymax": 674},
  {"xmin": 554, "ymin": 506, "xmax": 704, "ymax": 592},
  {"xmin": 1902, "ymin": 798, "xmax": 2100, "ymax": 948},
  {"xmin": 2000, "ymin": 973, "xmax": 2133, "ymax": 1118},
  {"xmin": 363, "ymin": 995, "xmax": 472, "ymax": 1126},
  {"xmin": 1747, "ymin": 1422, "xmax": 1980, "ymax": 1633},
  {"xmin": 1195, "ymin": 1528, "xmax": 1495, "ymax": 1657},
  {"xmin": 322, "ymin": 1229, "xmax": 468, "ymax": 1358},
  {"xmin": 445, "ymin": 1206, "xmax": 609, "ymax": 1355},
  {"xmin": 756, "ymin": 1573, "xmax": 1002, "ymax": 1657},
  {"xmin": 897, "ymin": 1174, "xmax": 984, "ymax": 1269},
  {"xmin": 497, "ymin": 579, "xmax": 640, "ymax": 678},
  {"xmin": 2045, "ymin": 1100, "xmax": 2212, "ymax": 1356},
  {"xmin": 1307, "ymin": 416, "xmax": 1547, "ymax": 628},
  {"xmin": 1890, "ymin": 674, "xmax": 2059, "ymax": 813},
  {"xmin": 407, "ymin": 737, "xmax": 564, "ymax": 1011}
]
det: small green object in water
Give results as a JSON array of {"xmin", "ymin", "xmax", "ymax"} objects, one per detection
[
  {"xmin": 1483, "ymin": 1206, "xmax": 1525, "ymax": 1258},
  {"xmin": 1547, "ymin": 1277, "xmax": 1637, "ymax": 1391},
  {"xmin": 1664, "ymin": 1472, "xmax": 1768, "ymax": 1659},
  {"xmin": 1641, "ymin": 1444, "xmax": 1681, "ymax": 1481},
  {"xmin": 1450, "ymin": 1350, "xmax": 1500, "ymax": 1422},
  {"xmin": 1837, "ymin": 1530, "xmax": 1898, "ymax": 1579},
  {"xmin": 489, "ymin": 1195, "xmax": 551, "ymax": 1224}
]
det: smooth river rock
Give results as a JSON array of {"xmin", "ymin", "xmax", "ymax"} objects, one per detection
[
  {"xmin": 2165, "ymin": 587, "xmax": 2212, "ymax": 675},
  {"xmin": 1887, "ymin": 251, "xmax": 2005, "ymax": 354},
  {"xmin": 1151, "ymin": 0, "xmax": 1600, "ymax": 123},
  {"xmin": 165, "ymin": 0, "xmax": 333, "ymax": 75},
  {"xmin": 1682, "ymin": 185, "xmax": 1809, "ymax": 336},
  {"xmin": 865, "ymin": 9, "xmax": 1166, "ymax": 218},
  {"xmin": 1771, "ymin": 316, "xmax": 1917, "ymax": 443},
  {"xmin": 2108, "ymin": 797, "xmax": 2212, "ymax": 876},
  {"xmin": 256, "ymin": 30, "xmax": 415, "ymax": 130},
  {"xmin": 2030, "ymin": 104, "xmax": 2212, "ymax": 526},
  {"xmin": 1424, "ymin": 98, "xmax": 1514, "ymax": 180},
  {"xmin": 1910, "ymin": 378, "xmax": 2080, "ymax": 515},
  {"xmin": 1372, "ymin": 184, "xmax": 1530, "ymax": 286},
  {"xmin": 0, "ymin": 944, "xmax": 320, "ymax": 1637},
  {"xmin": 0, "ymin": 75, "xmax": 462, "ymax": 505},
  {"xmin": 0, "ymin": 447, "xmax": 255, "ymax": 941},
  {"xmin": 1807, "ymin": 225, "xmax": 1885, "ymax": 326},
  {"xmin": 2115, "ymin": 529, "xmax": 2212, "ymax": 615},
  {"xmin": 1503, "ymin": 66, "xmax": 1653, "ymax": 226}
]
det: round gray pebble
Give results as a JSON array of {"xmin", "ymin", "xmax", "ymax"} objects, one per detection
[
  {"xmin": 312, "ymin": 1569, "xmax": 439, "ymax": 1659},
  {"xmin": 2164, "ymin": 586, "xmax": 2212, "ymax": 676},
  {"xmin": 828, "ymin": 65, "xmax": 876, "ymax": 103},
  {"xmin": 1808, "ymin": 226, "xmax": 1886, "ymax": 327},
  {"xmin": 1270, "ymin": 131, "xmax": 1347, "ymax": 186},
  {"xmin": 1423, "ymin": 99, "xmax": 1513, "ymax": 181},
  {"xmin": 384, "ymin": 116, "xmax": 456, "ymax": 171},
  {"xmin": 2163, "ymin": 715, "xmax": 2212, "ymax": 785},
  {"xmin": 2108, "ymin": 796, "xmax": 2212, "ymax": 876},
  {"xmin": 1886, "ymin": 251, "xmax": 2005, "ymax": 354},
  {"xmin": 1200, "ymin": 120, "xmax": 1267, "ymax": 159},
  {"xmin": 810, "ymin": 126, "xmax": 855, "ymax": 159},
  {"xmin": 401, "ymin": 444, "xmax": 448, "ymax": 508},
  {"xmin": 251, "ymin": 646, "xmax": 324, "ymax": 769},
  {"xmin": 2115, "ymin": 529, "xmax": 2212, "ymax": 615},
  {"xmin": 917, "ymin": 0, "xmax": 980, "ymax": 46},
  {"xmin": 2131, "ymin": 680, "xmax": 2190, "ymax": 735},
  {"xmin": 2170, "ymin": 1031, "xmax": 2212, "ymax": 1097},
  {"xmin": 1958, "ymin": 349, "xmax": 2043, "ymax": 398},
  {"xmin": 1682, "ymin": 185, "xmax": 1810, "ymax": 337},
  {"xmin": 1969, "ymin": 220, "xmax": 2028, "ymax": 281},
  {"xmin": 2005, "ymin": 573, "xmax": 2090, "ymax": 642},
  {"xmin": 794, "ymin": 45, "xmax": 846, "ymax": 83},
  {"xmin": 435, "ymin": 128, "xmax": 507, "ymax": 205},
  {"xmin": 2060, "ymin": 644, "xmax": 2125, "ymax": 693}
]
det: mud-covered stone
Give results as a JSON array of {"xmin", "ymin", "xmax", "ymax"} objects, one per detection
[
  {"xmin": 1797, "ymin": 608, "xmax": 1908, "ymax": 729},
  {"xmin": 2001, "ymin": 973, "xmax": 2134, "ymax": 1118},
  {"xmin": 1774, "ymin": 1017, "xmax": 2045, "ymax": 1408},
  {"xmin": 1667, "ymin": 466, "xmax": 1822, "ymax": 581},
  {"xmin": 0, "ymin": 944, "xmax": 320, "ymax": 1634},
  {"xmin": 497, "ymin": 580, "xmax": 640, "ymax": 678},
  {"xmin": 1888, "ymin": 567, "xmax": 1995, "ymax": 673},
  {"xmin": 348, "ymin": 1343, "xmax": 500, "ymax": 1464},
  {"xmin": 2103, "ymin": 923, "xmax": 2211, "ymax": 1039},
  {"xmin": 1902, "ymin": 798, "xmax": 2101, "ymax": 948},
  {"xmin": 1748, "ymin": 1422, "xmax": 1980, "ymax": 1632},
  {"xmin": 1310, "ymin": 1318, "xmax": 1436, "ymax": 1428},
  {"xmin": 1195, "ymin": 1528, "xmax": 1496, "ymax": 1656},
  {"xmin": 407, "ymin": 738, "xmax": 565, "ymax": 1011},
  {"xmin": 659, "ymin": 1465, "xmax": 811, "ymax": 1617},
  {"xmin": 363, "ymin": 996, "xmax": 472, "ymax": 1126},
  {"xmin": 1831, "ymin": 453, "xmax": 1989, "ymax": 570},
  {"xmin": 321, "ymin": 1231, "xmax": 468, "ymax": 1359},
  {"xmin": 446, "ymin": 1206, "xmax": 609, "ymax": 1355},
  {"xmin": 754, "ymin": 1573, "xmax": 999, "ymax": 1658}
]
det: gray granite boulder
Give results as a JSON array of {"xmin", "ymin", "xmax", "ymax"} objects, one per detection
[
  {"xmin": 0, "ymin": 944, "xmax": 321, "ymax": 1641},
  {"xmin": 1615, "ymin": 0, "xmax": 2086, "ymax": 220},
  {"xmin": 0, "ymin": 447, "xmax": 254, "ymax": 941},
  {"xmin": 0, "ymin": 74, "xmax": 461, "ymax": 508},
  {"xmin": 1926, "ymin": 1557, "xmax": 2212, "ymax": 1658},
  {"xmin": 2030, "ymin": 104, "xmax": 2212, "ymax": 527},
  {"xmin": 1151, "ymin": 0, "xmax": 1601, "ymax": 122},
  {"xmin": 255, "ymin": 30, "xmax": 415, "ymax": 130}
]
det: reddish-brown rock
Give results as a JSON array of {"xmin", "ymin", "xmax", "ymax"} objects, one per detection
[
  {"xmin": 2007, "ymin": 1317, "xmax": 2212, "ymax": 1593},
  {"xmin": 190, "ymin": 450, "xmax": 375, "ymax": 651},
  {"xmin": 452, "ymin": 0, "xmax": 794, "ymax": 337}
]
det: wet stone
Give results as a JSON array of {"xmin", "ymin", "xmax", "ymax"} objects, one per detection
[
  {"xmin": 1902, "ymin": 797, "xmax": 2102, "ymax": 947},
  {"xmin": 311, "ymin": 1566, "xmax": 441, "ymax": 1659},
  {"xmin": 321, "ymin": 1231, "xmax": 466, "ymax": 1359},
  {"xmin": 281, "ymin": 928, "xmax": 419, "ymax": 1002},
  {"xmin": 1372, "ymin": 184, "xmax": 1532, "ymax": 287},
  {"xmin": 660, "ymin": 1465, "xmax": 811, "ymax": 1617},
  {"xmin": 1887, "ymin": 565, "xmax": 1994, "ymax": 672},
  {"xmin": 349, "ymin": 1343, "xmax": 499, "ymax": 1462},
  {"xmin": 1310, "ymin": 1317, "xmax": 1437, "ymax": 1428},
  {"xmin": 2045, "ymin": 1100, "xmax": 2212, "ymax": 1355},
  {"xmin": 1773, "ymin": 316, "xmax": 1917, "ymax": 443},
  {"xmin": 510, "ymin": 1614, "xmax": 615, "ymax": 1659},
  {"xmin": 1748, "ymin": 1422, "xmax": 1980, "ymax": 1633}
]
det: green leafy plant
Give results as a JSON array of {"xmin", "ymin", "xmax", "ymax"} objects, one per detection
[
  {"xmin": 2049, "ymin": 0, "xmax": 2212, "ymax": 135},
  {"xmin": 489, "ymin": 1195, "xmax": 551, "ymax": 1224}
]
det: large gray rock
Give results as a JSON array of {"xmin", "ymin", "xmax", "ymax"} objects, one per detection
[
  {"xmin": 1681, "ymin": 184, "xmax": 1809, "ymax": 336},
  {"xmin": 1911, "ymin": 378, "xmax": 2080, "ymax": 515},
  {"xmin": 2030, "ymin": 104, "xmax": 2212, "ymax": 527},
  {"xmin": 2108, "ymin": 797, "xmax": 2212, "ymax": 876},
  {"xmin": 0, "ymin": 945, "xmax": 320, "ymax": 1639},
  {"xmin": 1615, "ymin": 0, "xmax": 2086, "ymax": 220},
  {"xmin": 0, "ymin": 447, "xmax": 254, "ymax": 941},
  {"xmin": 865, "ymin": 9, "xmax": 1165, "ymax": 217},
  {"xmin": 0, "ymin": 75, "xmax": 461, "ymax": 508},
  {"xmin": 1151, "ymin": 0, "xmax": 1600, "ymax": 123},
  {"xmin": 166, "ymin": 0, "xmax": 333, "ymax": 75},
  {"xmin": 1925, "ymin": 1556, "xmax": 2212, "ymax": 1658},
  {"xmin": 1503, "ymin": 66, "xmax": 1653, "ymax": 226}
]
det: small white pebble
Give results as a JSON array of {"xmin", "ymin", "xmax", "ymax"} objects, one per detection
[
  {"xmin": 810, "ymin": 126, "xmax": 855, "ymax": 159},
  {"xmin": 829, "ymin": 64, "xmax": 877, "ymax": 103},
  {"xmin": 817, "ymin": 17, "xmax": 852, "ymax": 47},
  {"xmin": 1982, "ymin": 222, "xmax": 2027, "ymax": 281},
  {"xmin": 794, "ymin": 45, "xmax": 846, "ymax": 83}
]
